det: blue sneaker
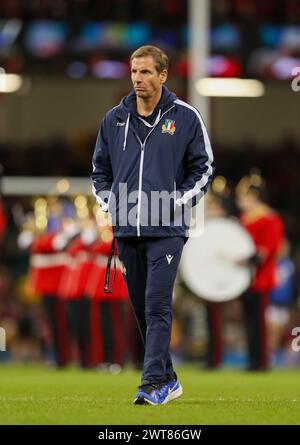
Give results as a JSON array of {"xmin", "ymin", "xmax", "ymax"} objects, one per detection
[
  {"xmin": 133, "ymin": 378, "xmax": 183, "ymax": 405},
  {"xmin": 134, "ymin": 383, "xmax": 162, "ymax": 405},
  {"xmin": 160, "ymin": 377, "xmax": 183, "ymax": 404}
]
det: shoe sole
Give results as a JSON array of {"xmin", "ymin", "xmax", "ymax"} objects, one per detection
[
  {"xmin": 134, "ymin": 395, "xmax": 149, "ymax": 405},
  {"xmin": 133, "ymin": 385, "xmax": 183, "ymax": 406},
  {"xmin": 134, "ymin": 395, "xmax": 158, "ymax": 405}
]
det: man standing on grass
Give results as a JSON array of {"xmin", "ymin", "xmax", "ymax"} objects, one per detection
[{"xmin": 92, "ymin": 45, "xmax": 214, "ymax": 405}]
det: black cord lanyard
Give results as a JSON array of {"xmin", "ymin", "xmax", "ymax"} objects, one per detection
[{"xmin": 104, "ymin": 237, "xmax": 117, "ymax": 294}]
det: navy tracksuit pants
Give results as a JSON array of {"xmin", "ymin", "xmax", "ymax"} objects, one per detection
[{"xmin": 116, "ymin": 236, "xmax": 185, "ymax": 384}]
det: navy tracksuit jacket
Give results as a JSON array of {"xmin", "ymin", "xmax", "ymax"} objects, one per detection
[{"xmin": 91, "ymin": 86, "xmax": 214, "ymax": 384}]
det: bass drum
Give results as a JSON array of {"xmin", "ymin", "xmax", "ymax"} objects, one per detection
[{"xmin": 179, "ymin": 217, "xmax": 256, "ymax": 302}]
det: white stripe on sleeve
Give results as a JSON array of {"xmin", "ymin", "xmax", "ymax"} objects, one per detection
[{"xmin": 174, "ymin": 99, "xmax": 214, "ymax": 206}]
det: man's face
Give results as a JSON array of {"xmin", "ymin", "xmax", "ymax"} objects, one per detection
[{"xmin": 131, "ymin": 56, "xmax": 167, "ymax": 100}]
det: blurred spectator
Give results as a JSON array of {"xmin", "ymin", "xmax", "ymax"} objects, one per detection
[
  {"xmin": 267, "ymin": 239, "xmax": 297, "ymax": 362},
  {"xmin": 236, "ymin": 171, "xmax": 284, "ymax": 370}
]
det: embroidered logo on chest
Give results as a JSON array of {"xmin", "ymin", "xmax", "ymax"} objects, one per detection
[{"xmin": 162, "ymin": 119, "xmax": 176, "ymax": 135}]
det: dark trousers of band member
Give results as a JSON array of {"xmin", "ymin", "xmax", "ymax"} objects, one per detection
[
  {"xmin": 241, "ymin": 290, "xmax": 269, "ymax": 370},
  {"xmin": 205, "ymin": 302, "xmax": 223, "ymax": 368},
  {"xmin": 67, "ymin": 298, "xmax": 91, "ymax": 368},
  {"xmin": 116, "ymin": 236, "xmax": 185, "ymax": 384},
  {"xmin": 43, "ymin": 295, "xmax": 69, "ymax": 367}
]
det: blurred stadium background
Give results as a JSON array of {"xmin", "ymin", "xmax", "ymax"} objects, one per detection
[{"xmin": 0, "ymin": 0, "xmax": 300, "ymax": 375}]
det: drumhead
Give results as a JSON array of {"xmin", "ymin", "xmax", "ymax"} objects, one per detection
[{"xmin": 179, "ymin": 217, "xmax": 256, "ymax": 302}]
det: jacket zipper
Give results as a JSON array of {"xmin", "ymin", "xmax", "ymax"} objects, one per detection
[
  {"xmin": 134, "ymin": 105, "xmax": 175, "ymax": 237},
  {"xmin": 174, "ymin": 181, "xmax": 177, "ymax": 215}
]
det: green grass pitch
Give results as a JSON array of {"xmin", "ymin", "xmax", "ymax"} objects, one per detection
[{"xmin": 0, "ymin": 364, "xmax": 299, "ymax": 425}]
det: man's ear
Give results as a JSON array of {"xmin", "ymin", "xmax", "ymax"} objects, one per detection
[{"xmin": 160, "ymin": 69, "xmax": 168, "ymax": 84}]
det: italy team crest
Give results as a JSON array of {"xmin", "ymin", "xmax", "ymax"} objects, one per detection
[{"xmin": 162, "ymin": 119, "xmax": 176, "ymax": 135}]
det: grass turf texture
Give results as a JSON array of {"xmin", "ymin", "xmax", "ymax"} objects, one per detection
[{"xmin": 0, "ymin": 364, "xmax": 299, "ymax": 425}]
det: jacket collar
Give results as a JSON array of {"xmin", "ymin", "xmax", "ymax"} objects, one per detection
[{"xmin": 115, "ymin": 85, "xmax": 177, "ymax": 120}]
